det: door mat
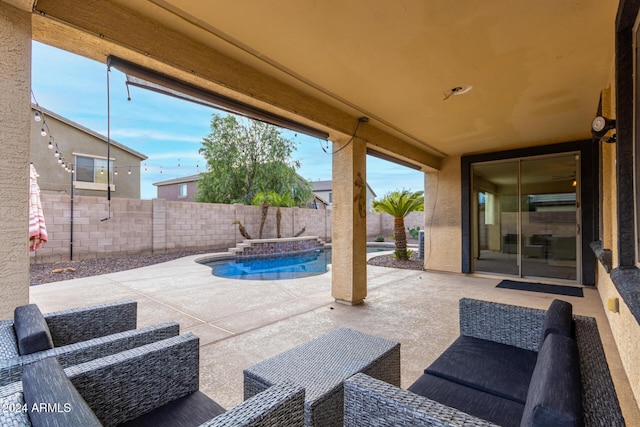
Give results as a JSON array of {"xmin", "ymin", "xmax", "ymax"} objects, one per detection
[{"xmin": 496, "ymin": 280, "xmax": 583, "ymax": 297}]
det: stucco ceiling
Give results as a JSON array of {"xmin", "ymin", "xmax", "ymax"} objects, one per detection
[{"xmin": 34, "ymin": 0, "xmax": 618, "ymax": 160}]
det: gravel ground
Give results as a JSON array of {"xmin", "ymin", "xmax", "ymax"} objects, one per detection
[
  {"xmin": 30, "ymin": 247, "xmax": 423, "ymax": 285},
  {"xmin": 29, "ymin": 250, "xmax": 219, "ymax": 285},
  {"xmin": 366, "ymin": 251, "xmax": 424, "ymax": 271}
]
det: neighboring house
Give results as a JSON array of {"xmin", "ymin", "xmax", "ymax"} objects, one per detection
[
  {"xmin": 309, "ymin": 194, "xmax": 330, "ymax": 210},
  {"xmin": 30, "ymin": 105, "xmax": 147, "ymax": 199},
  {"xmin": 153, "ymin": 174, "xmax": 201, "ymax": 202},
  {"xmin": 310, "ymin": 180, "xmax": 376, "ymax": 211}
]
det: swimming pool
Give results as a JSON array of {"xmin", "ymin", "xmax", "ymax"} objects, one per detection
[
  {"xmin": 203, "ymin": 249, "xmax": 330, "ymax": 280},
  {"xmin": 200, "ymin": 247, "xmax": 393, "ymax": 280}
]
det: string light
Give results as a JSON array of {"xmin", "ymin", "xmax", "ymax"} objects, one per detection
[{"xmin": 32, "ymin": 91, "xmax": 203, "ymax": 185}]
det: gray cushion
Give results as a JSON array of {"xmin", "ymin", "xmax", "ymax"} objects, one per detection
[
  {"xmin": 0, "ymin": 323, "xmax": 20, "ymax": 359},
  {"xmin": 425, "ymin": 335, "xmax": 538, "ymax": 403},
  {"xmin": 409, "ymin": 373, "xmax": 525, "ymax": 427},
  {"xmin": 521, "ymin": 334, "xmax": 583, "ymax": 427},
  {"xmin": 22, "ymin": 357, "xmax": 102, "ymax": 427},
  {"xmin": 539, "ymin": 299, "xmax": 573, "ymax": 351},
  {"xmin": 13, "ymin": 305, "xmax": 53, "ymax": 356},
  {"xmin": 118, "ymin": 390, "xmax": 225, "ymax": 427}
]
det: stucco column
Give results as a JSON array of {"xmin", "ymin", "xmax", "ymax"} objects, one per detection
[
  {"xmin": 0, "ymin": 2, "xmax": 32, "ymax": 317},
  {"xmin": 331, "ymin": 135, "xmax": 367, "ymax": 305}
]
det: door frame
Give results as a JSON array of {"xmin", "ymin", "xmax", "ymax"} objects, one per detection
[{"xmin": 461, "ymin": 140, "xmax": 598, "ymax": 285}]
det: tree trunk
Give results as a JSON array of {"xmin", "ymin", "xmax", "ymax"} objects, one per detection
[
  {"xmin": 233, "ymin": 220, "xmax": 252, "ymax": 240},
  {"xmin": 394, "ymin": 217, "xmax": 408, "ymax": 260},
  {"xmin": 276, "ymin": 207, "xmax": 282, "ymax": 238},
  {"xmin": 258, "ymin": 200, "xmax": 268, "ymax": 239}
]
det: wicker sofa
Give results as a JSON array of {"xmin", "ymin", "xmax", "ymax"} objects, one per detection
[
  {"xmin": 0, "ymin": 333, "xmax": 304, "ymax": 427},
  {"xmin": 0, "ymin": 301, "xmax": 180, "ymax": 386},
  {"xmin": 344, "ymin": 298, "xmax": 625, "ymax": 427}
]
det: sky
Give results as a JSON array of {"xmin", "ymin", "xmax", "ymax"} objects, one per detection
[{"xmin": 31, "ymin": 41, "xmax": 425, "ymax": 200}]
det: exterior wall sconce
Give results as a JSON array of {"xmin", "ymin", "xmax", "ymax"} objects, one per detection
[{"xmin": 591, "ymin": 116, "xmax": 616, "ymax": 142}]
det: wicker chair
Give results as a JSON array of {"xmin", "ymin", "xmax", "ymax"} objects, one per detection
[
  {"xmin": 0, "ymin": 333, "xmax": 305, "ymax": 427},
  {"xmin": 0, "ymin": 300, "xmax": 180, "ymax": 386},
  {"xmin": 343, "ymin": 298, "xmax": 625, "ymax": 427}
]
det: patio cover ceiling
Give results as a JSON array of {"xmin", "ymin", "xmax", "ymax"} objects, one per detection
[{"xmin": 30, "ymin": 0, "xmax": 616, "ymax": 169}]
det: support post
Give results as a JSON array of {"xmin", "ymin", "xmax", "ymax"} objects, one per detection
[
  {"xmin": 0, "ymin": 2, "xmax": 32, "ymax": 317},
  {"xmin": 331, "ymin": 136, "xmax": 367, "ymax": 305}
]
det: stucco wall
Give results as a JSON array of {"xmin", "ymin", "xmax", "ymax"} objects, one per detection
[
  {"xmin": 423, "ymin": 156, "xmax": 462, "ymax": 273},
  {"xmin": 0, "ymin": 3, "xmax": 31, "ymax": 318},
  {"xmin": 31, "ymin": 194, "xmax": 421, "ymax": 262},
  {"xmin": 597, "ymin": 264, "xmax": 640, "ymax": 405},
  {"xmin": 595, "ymin": 80, "xmax": 640, "ymax": 406}
]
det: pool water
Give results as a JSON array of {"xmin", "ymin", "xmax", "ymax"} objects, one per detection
[
  {"xmin": 205, "ymin": 250, "xmax": 331, "ymax": 280},
  {"xmin": 202, "ymin": 247, "xmax": 392, "ymax": 280}
]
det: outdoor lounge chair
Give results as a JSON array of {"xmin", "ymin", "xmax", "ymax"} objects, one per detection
[
  {"xmin": 0, "ymin": 333, "xmax": 305, "ymax": 427},
  {"xmin": 343, "ymin": 298, "xmax": 625, "ymax": 427},
  {"xmin": 0, "ymin": 300, "xmax": 180, "ymax": 386}
]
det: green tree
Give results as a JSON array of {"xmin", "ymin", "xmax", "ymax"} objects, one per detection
[
  {"xmin": 373, "ymin": 189, "xmax": 424, "ymax": 260},
  {"xmin": 196, "ymin": 114, "xmax": 313, "ymax": 206}
]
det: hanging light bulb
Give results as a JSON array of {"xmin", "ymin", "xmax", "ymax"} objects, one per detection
[
  {"xmin": 40, "ymin": 127, "xmax": 47, "ymax": 137},
  {"xmin": 128, "ymin": 167, "xmax": 131, "ymax": 175},
  {"xmin": 58, "ymin": 157, "xmax": 62, "ymax": 164},
  {"xmin": 54, "ymin": 150, "xmax": 60, "ymax": 158},
  {"xmin": 34, "ymin": 111, "xmax": 41, "ymax": 122},
  {"xmin": 115, "ymin": 169, "xmax": 118, "ymax": 176},
  {"xmin": 47, "ymin": 138, "xmax": 53, "ymax": 149},
  {"xmin": 100, "ymin": 169, "xmax": 104, "ymax": 175}
]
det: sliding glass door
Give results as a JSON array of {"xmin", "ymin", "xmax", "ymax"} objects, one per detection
[{"xmin": 472, "ymin": 154, "xmax": 579, "ymax": 281}]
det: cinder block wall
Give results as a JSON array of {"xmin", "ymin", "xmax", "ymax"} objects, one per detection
[{"xmin": 31, "ymin": 194, "xmax": 423, "ymax": 262}]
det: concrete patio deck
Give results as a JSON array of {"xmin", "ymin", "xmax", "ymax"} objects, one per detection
[{"xmin": 29, "ymin": 253, "xmax": 640, "ymax": 424}]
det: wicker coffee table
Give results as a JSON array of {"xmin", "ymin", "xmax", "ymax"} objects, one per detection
[{"xmin": 243, "ymin": 327, "xmax": 400, "ymax": 427}]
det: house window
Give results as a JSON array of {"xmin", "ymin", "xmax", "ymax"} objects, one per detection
[
  {"xmin": 76, "ymin": 156, "xmax": 113, "ymax": 183},
  {"xmin": 179, "ymin": 184, "xmax": 187, "ymax": 198},
  {"xmin": 75, "ymin": 155, "xmax": 114, "ymax": 190},
  {"xmin": 329, "ymin": 192, "xmax": 332, "ymax": 203}
]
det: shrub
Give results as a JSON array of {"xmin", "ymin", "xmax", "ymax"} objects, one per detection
[
  {"xmin": 375, "ymin": 235, "xmax": 385, "ymax": 242},
  {"xmin": 408, "ymin": 226, "xmax": 421, "ymax": 240}
]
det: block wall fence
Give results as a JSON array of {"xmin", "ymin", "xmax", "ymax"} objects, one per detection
[{"xmin": 31, "ymin": 194, "xmax": 424, "ymax": 262}]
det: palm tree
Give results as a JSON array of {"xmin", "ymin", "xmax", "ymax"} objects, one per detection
[
  {"xmin": 253, "ymin": 191, "xmax": 276, "ymax": 239},
  {"xmin": 373, "ymin": 189, "xmax": 424, "ymax": 260},
  {"xmin": 270, "ymin": 192, "xmax": 295, "ymax": 238}
]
